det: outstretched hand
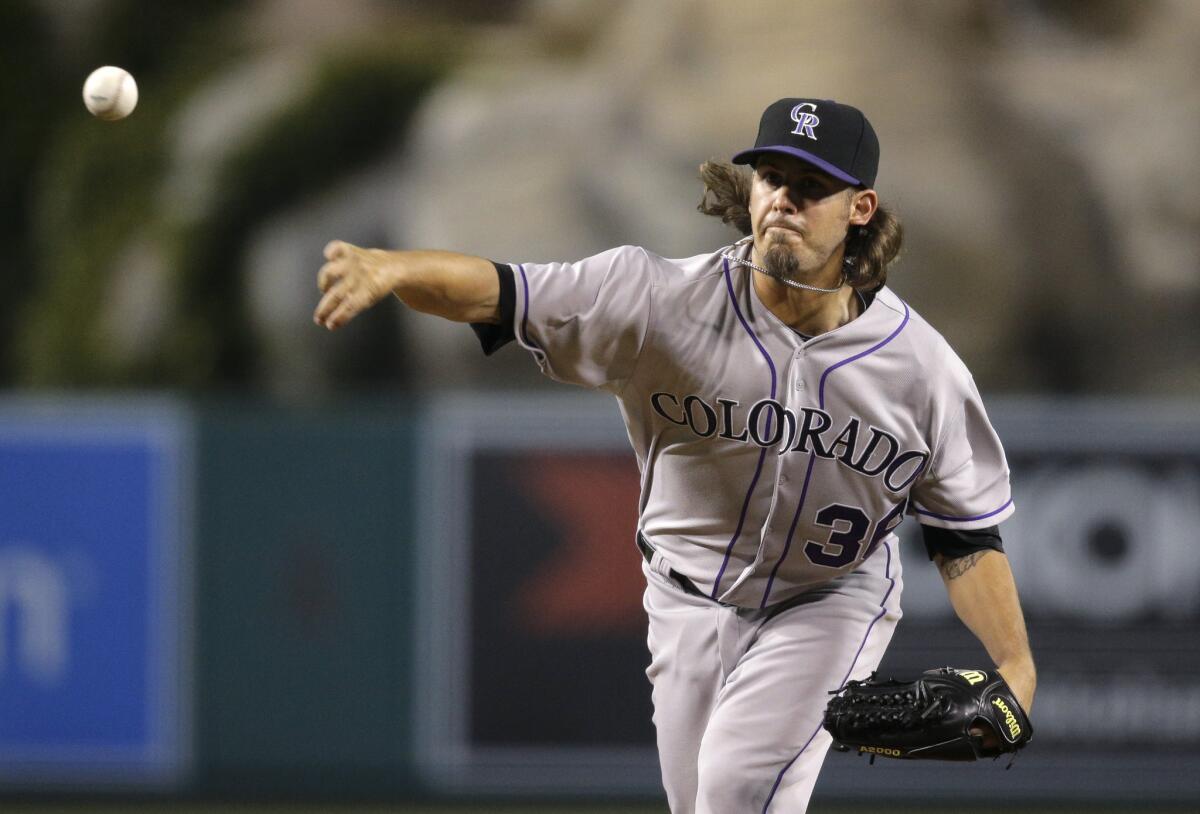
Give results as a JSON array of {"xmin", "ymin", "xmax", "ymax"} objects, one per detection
[{"xmin": 313, "ymin": 240, "xmax": 399, "ymax": 330}]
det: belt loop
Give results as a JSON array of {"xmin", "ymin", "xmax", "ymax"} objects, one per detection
[
  {"xmin": 638, "ymin": 531, "xmax": 713, "ymax": 601},
  {"xmin": 653, "ymin": 553, "xmax": 673, "ymax": 580},
  {"xmin": 637, "ymin": 531, "xmax": 672, "ymax": 579}
]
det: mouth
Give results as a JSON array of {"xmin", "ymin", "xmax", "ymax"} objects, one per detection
[{"xmin": 765, "ymin": 224, "xmax": 804, "ymax": 240}]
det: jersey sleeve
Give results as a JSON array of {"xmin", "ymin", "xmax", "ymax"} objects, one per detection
[
  {"xmin": 908, "ymin": 374, "xmax": 1015, "ymax": 530},
  {"xmin": 507, "ymin": 245, "xmax": 654, "ymax": 390}
]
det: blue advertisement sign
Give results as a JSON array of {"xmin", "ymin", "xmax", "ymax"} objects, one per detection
[{"xmin": 0, "ymin": 400, "xmax": 191, "ymax": 786}]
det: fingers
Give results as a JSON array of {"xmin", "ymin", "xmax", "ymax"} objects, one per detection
[
  {"xmin": 969, "ymin": 724, "xmax": 1000, "ymax": 750},
  {"xmin": 322, "ymin": 298, "xmax": 360, "ymax": 331},
  {"xmin": 313, "ymin": 282, "xmax": 377, "ymax": 330},
  {"xmin": 317, "ymin": 260, "xmax": 341, "ymax": 292},
  {"xmin": 313, "ymin": 289, "xmax": 338, "ymax": 328},
  {"xmin": 313, "ymin": 298, "xmax": 348, "ymax": 330},
  {"xmin": 324, "ymin": 240, "xmax": 349, "ymax": 261},
  {"xmin": 313, "ymin": 286, "xmax": 357, "ymax": 330},
  {"xmin": 314, "ymin": 240, "xmax": 372, "ymax": 329},
  {"xmin": 319, "ymin": 241, "xmax": 352, "ymax": 292}
]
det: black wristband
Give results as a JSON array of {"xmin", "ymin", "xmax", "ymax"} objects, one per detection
[
  {"xmin": 920, "ymin": 524, "xmax": 1004, "ymax": 560},
  {"xmin": 469, "ymin": 262, "xmax": 517, "ymax": 355}
]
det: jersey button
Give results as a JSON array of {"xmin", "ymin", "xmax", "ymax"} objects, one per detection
[{"xmin": 794, "ymin": 378, "xmax": 805, "ymax": 391}]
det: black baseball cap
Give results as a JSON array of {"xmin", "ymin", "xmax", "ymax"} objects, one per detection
[{"xmin": 732, "ymin": 98, "xmax": 879, "ymax": 188}]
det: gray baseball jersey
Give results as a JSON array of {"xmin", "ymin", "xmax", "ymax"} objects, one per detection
[{"xmin": 505, "ymin": 239, "xmax": 1013, "ymax": 609}]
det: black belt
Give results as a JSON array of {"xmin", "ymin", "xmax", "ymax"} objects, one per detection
[{"xmin": 636, "ymin": 532, "xmax": 710, "ymax": 600}]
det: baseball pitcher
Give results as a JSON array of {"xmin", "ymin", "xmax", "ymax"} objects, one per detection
[{"xmin": 314, "ymin": 97, "xmax": 1037, "ymax": 813}]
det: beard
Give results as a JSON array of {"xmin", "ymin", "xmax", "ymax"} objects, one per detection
[
  {"xmin": 760, "ymin": 229, "xmax": 847, "ymax": 286},
  {"xmin": 762, "ymin": 235, "xmax": 805, "ymax": 280}
]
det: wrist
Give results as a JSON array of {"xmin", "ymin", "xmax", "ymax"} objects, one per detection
[
  {"xmin": 377, "ymin": 250, "xmax": 409, "ymax": 296},
  {"xmin": 998, "ymin": 655, "xmax": 1036, "ymax": 679},
  {"xmin": 997, "ymin": 659, "xmax": 1037, "ymax": 711}
]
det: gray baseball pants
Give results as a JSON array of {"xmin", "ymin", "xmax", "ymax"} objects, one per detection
[{"xmin": 642, "ymin": 540, "xmax": 903, "ymax": 813}]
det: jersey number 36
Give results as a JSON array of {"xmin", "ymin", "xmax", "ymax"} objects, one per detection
[{"xmin": 804, "ymin": 499, "xmax": 907, "ymax": 569}]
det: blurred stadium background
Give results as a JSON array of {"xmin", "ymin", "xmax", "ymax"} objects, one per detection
[{"xmin": 1, "ymin": 0, "xmax": 1198, "ymax": 812}]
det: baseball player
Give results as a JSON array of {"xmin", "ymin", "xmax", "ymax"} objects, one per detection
[{"xmin": 314, "ymin": 97, "xmax": 1036, "ymax": 813}]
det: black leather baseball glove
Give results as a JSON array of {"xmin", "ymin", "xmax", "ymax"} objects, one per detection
[{"xmin": 823, "ymin": 667, "xmax": 1033, "ymax": 762}]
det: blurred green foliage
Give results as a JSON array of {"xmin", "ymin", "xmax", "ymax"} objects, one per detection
[
  {"xmin": 1, "ymin": 3, "xmax": 61, "ymax": 385},
  {"xmin": 7, "ymin": 0, "xmax": 243, "ymax": 385},
  {"xmin": 12, "ymin": 1, "xmax": 457, "ymax": 389},
  {"xmin": 169, "ymin": 43, "xmax": 452, "ymax": 388}
]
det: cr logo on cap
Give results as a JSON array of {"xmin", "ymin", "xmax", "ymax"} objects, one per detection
[{"xmin": 790, "ymin": 102, "xmax": 820, "ymax": 140}]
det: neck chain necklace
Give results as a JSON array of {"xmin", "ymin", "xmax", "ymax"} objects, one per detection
[{"xmin": 720, "ymin": 247, "xmax": 846, "ymax": 294}]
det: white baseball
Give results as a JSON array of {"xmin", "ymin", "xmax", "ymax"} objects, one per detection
[{"xmin": 82, "ymin": 66, "xmax": 138, "ymax": 121}]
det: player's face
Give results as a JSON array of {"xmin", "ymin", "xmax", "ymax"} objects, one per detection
[{"xmin": 748, "ymin": 156, "xmax": 858, "ymax": 278}]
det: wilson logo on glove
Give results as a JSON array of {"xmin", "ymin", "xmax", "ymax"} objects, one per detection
[
  {"xmin": 952, "ymin": 669, "xmax": 987, "ymax": 685},
  {"xmin": 991, "ymin": 696, "xmax": 1023, "ymax": 741},
  {"xmin": 823, "ymin": 667, "xmax": 1034, "ymax": 764}
]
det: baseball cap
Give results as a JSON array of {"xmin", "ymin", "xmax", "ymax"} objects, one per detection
[{"xmin": 732, "ymin": 98, "xmax": 879, "ymax": 188}]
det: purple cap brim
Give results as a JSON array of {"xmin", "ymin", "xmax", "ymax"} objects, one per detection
[{"xmin": 731, "ymin": 146, "xmax": 862, "ymax": 186}]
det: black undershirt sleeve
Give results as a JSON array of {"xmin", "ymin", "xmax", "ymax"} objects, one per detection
[
  {"xmin": 920, "ymin": 524, "xmax": 1004, "ymax": 560},
  {"xmin": 469, "ymin": 261, "xmax": 517, "ymax": 355}
]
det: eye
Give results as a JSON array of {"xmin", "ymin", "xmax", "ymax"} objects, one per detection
[
  {"xmin": 799, "ymin": 177, "xmax": 826, "ymax": 196},
  {"xmin": 760, "ymin": 169, "xmax": 783, "ymax": 187}
]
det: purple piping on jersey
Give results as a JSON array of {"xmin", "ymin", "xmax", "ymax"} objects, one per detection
[
  {"xmin": 759, "ymin": 300, "xmax": 911, "ymax": 608},
  {"xmin": 710, "ymin": 258, "xmax": 778, "ymax": 600},
  {"xmin": 817, "ymin": 300, "xmax": 911, "ymax": 408},
  {"xmin": 515, "ymin": 264, "xmax": 543, "ymax": 353},
  {"xmin": 760, "ymin": 453, "xmax": 820, "ymax": 610},
  {"xmin": 914, "ymin": 497, "xmax": 1013, "ymax": 523},
  {"xmin": 761, "ymin": 539, "xmax": 897, "ymax": 813}
]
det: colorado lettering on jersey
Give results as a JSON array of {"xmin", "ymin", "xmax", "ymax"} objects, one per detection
[{"xmin": 650, "ymin": 392, "xmax": 928, "ymax": 493}]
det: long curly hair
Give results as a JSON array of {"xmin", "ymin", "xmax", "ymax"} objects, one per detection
[{"xmin": 697, "ymin": 159, "xmax": 904, "ymax": 290}]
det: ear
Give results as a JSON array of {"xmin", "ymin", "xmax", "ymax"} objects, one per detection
[{"xmin": 849, "ymin": 188, "xmax": 878, "ymax": 226}]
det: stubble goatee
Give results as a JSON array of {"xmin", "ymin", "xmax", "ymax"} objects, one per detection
[{"xmin": 762, "ymin": 237, "xmax": 802, "ymax": 280}]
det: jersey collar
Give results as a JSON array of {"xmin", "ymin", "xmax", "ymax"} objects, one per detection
[{"xmin": 722, "ymin": 240, "xmax": 895, "ymax": 349}]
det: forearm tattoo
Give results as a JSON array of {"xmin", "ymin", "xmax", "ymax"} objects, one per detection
[{"xmin": 939, "ymin": 550, "xmax": 986, "ymax": 581}]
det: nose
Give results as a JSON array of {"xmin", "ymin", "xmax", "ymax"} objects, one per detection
[{"xmin": 770, "ymin": 183, "xmax": 798, "ymax": 214}]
